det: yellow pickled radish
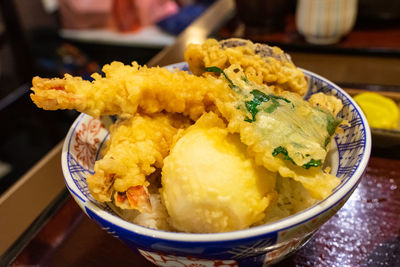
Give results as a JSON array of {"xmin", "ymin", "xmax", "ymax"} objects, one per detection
[{"xmin": 353, "ymin": 92, "xmax": 399, "ymax": 129}]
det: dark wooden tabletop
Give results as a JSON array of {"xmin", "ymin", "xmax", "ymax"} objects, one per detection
[{"xmin": 8, "ymin": 156, "xmax": 400, "ymax": 266}]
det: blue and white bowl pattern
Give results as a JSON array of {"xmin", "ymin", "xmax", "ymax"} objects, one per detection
[{"xmin": 61, "ymin": 63, "xmax": 371, "ymax": 267}]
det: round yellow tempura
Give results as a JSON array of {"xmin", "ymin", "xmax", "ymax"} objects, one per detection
[{"xmin": 161, "ymin": 112, "xmax": 276, "ymax": 233}]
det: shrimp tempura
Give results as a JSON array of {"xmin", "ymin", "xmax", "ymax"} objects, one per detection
[
  {"xmin": 31, "ymin": 60, "xmax": 343, "ymax": 204},
  {"xmin": 31, "ymin": 61, "xmax": 232, "ymax": 120},
  {"xmin": 87, "ymin": 113, "xmax": 190, "ymax": 212}
]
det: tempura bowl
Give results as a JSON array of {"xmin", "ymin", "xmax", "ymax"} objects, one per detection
[{"xmin": 61, "ymin": 63, "xmax": 371, "ymax": 266}]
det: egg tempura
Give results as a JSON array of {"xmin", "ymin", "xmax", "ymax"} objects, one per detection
[{"xmin": 162, "ymin": 112, "xmax": 277, "ymax": 233}]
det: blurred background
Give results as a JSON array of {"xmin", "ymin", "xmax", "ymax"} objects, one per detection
[
  {"xmin": 0, "ymin": 0, "xmax": 215, "ymax": 195},
  {"xmin": 1, "ymin": 0, "xmax": 400, "ymax": 195}
]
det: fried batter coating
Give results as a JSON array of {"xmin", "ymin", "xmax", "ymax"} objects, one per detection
[
  {"xmin": 31, "ymin": 61, "xmax": 341, "ymax": 203},
  {"xmin": 184, "ymin": 38, "xmax": 308, "ymax": 96},
  {"xmin": 212, "ymin": 65, "xmax": 341, "ymax": 199},
  {"xmin": 162, "ymin": 112, "xmax": 277, "ymax": 233},
  {"xmin": 31, "ymin": 61, "xmax": 231, "ymax": 120},
  {"xmin": 309, "ymin": 92, "xmax": 344, "ymax": 117},
  {"xmin": 87, "ymin": 113, "xmax": 190, "ymax": 212}
]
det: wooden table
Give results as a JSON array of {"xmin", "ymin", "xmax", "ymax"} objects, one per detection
[{"xmin": 3, "ymin": 0, "xmax": 400, "ymax": 266}]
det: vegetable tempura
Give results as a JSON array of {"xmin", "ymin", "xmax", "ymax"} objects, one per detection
[
  {"xmin": 185, "ymin": 38, "xmax": 308, "ymax": 96},
  {"xmin": 30, "ymin": 38, "xmax": 345, "ymax": 233}
]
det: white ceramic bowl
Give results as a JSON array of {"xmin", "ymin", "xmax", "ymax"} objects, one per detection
[{"xmin": 61, "ymin": 63, "xmax": 371, "ymax": 266}]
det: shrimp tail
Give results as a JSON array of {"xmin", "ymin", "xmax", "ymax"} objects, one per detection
[{"xmin": 30, "ymin": 76, "xmax": 86, "ymax": 111}]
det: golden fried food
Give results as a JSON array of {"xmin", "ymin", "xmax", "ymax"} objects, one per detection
[
  {"xmin": 31, "ymin": 61, "xmax": 341, "ymax": 201},
  {"xmin": 31, "ymin": 61, "xmax": 231, "ymax": 120},
  {"xmin": 184, "ymin": 38, "xmax": 308, "ymax": 96},
  {"xmin": 209, "ymin": 65, "xmax": 341, "ymax": 199},
  {"xmin": 87, "ymin": 113, "xmax": 190, "ymax": 212},
  {"xmin": 161, "ymin": 112, "xmax": 277, "ymax": 233},
  {"xmin": 30, "ymin": 36, "xmax": 346, "ymax": 226},
  {"xmin": 309, "ymin": 92, "xmax": 344, "ymax": 117}
]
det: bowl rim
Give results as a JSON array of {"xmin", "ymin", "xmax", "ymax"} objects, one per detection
[{"xmin": 61, "ymin": 64, "xmax": 371, "ymax": 242}]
